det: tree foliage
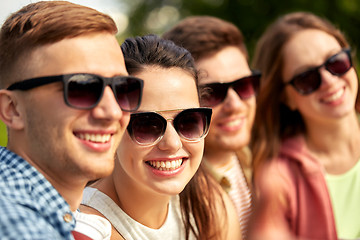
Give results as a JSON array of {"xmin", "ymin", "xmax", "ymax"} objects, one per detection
[{"xmin": 119, "ymin": 0, "xmax": 360, "ymax": 61}]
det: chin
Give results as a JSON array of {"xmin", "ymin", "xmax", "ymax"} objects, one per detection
[
  {"xmin": 85, "ymin": 165, "xmax": 114, "ymax": 181},
  {"xmin": 223, "ymin": 137, "xmax": 250, "ymax": 150},
  {"xmin": 155, "ymin": 183, "xmax": 187, "ymax": 196}
]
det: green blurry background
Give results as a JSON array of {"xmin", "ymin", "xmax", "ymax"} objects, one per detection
[
  {"xmin": 1, "ymin": 0, "xmax": 359, "ymax": 147},
  {"xmin": 119, "ymin": 0, "xmax": 360, "ymax": 61},
  {"xmin": 0, "ymin": 121, "xmax": 6, "ymax": 147}
]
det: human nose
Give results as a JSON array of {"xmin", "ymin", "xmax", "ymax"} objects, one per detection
[
  {"xmin": 221, "ymin": 87, "xmax": 247, "ymax": 111},
  {"xmin": 91, "ymin": 86, "xmax": 123, "ymax": 121},
  {"xmin": 318, "ymin": 67, "xmax": 339, "ymax": 88},
  {"xmin": 157, "ymin": 122, "xmax": 182, "ymax": 152}
]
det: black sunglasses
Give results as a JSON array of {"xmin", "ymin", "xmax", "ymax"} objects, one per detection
[
  {"xmin": 7, "ymin": 73, "xmax": 144, "ymax": 112},
  {"xmin": 199, "ymin": 72, "xmax": 261, "ymax": 107},
  {"xmin": 127, "ymin": 108, "xmax": 212, "ymax": 146},
  {"xmin": 286, "ymin": 48, "xmax": 352, "ymax": 95}
]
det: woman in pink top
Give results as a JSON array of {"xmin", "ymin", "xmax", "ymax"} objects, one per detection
[{"xmin": 248, "ymin": 12, "xmax": 360, "ymax": 240}]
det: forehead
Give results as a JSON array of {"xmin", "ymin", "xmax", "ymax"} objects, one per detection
[
  {"xmin": 283, "ymin": 29, "xmax": 341, "ymax": 66},
  {"xmin": 22, "ymin": 33, "xmax": 128, "ymax": 80},
  {"xmin": 134, "ymin": 66, "xmax": 199, "ymax": 112},
  {"xmin": 196, "ymin": 46, "xmax": 251, "ymax": 85},
  {"xmin": 282, "ymin": 29, "xmax": 342, "ymax": 78}
]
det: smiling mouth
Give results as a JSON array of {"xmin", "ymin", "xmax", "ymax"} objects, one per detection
[
  {"xmin": 75, "ymin": 133, "xmax": 111, "ymax": 143},
  {"xmin": 218, "ymin": 117, "xmax": 244, "ymax": 130},
  {"xmin": 322, "ymin": 87, "xmax": 345, "ymax": 103},
  {"xmin": 222, "ymin": 118, "xmax": 243, "ymax": 127},
  {"xmin": 146, "ymin": 159, "xmax": 184, "ymax": 171}
]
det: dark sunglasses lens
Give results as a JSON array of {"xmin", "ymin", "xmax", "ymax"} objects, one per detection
[
  {"xmin": 290, "ymin": 49, "xmax": 351, "ymax": 95},
  {"xmin": 129, "ymin": 113, "xmax": 165, "ymax": 145},
  {"xmin": 67, "ymin": 75, "xmax": 103, "ymax": 108},
  {"xmin": 326, "ymin": 51, "xmax": 352, "ymax": 75},
  {"xmin": 114, "ymin": 77, "xmax": 143, "ymax": 112},
  {"xmin": 292, "ymin": 70, "xmax": 321, "ymax": 94},
  {"xmin": 200, "ymin": 84, "xmax": 228, "ymax": 107},
  {"xmin": 175, "ymin": 110, "xmax": 209, "ymax": 141},
  {"xmin": 233, "ymin": 76, "xmax": 260, "ymax": 99}
]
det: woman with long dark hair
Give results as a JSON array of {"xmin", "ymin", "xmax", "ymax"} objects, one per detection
[{"xmin": 81, "ymin": 35, "xmax": 241, "ymax": 240}]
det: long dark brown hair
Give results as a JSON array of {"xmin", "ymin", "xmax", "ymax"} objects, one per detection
[{"xmin": 121, "ymin": 34, "xmax": 226, "ymax": 240}]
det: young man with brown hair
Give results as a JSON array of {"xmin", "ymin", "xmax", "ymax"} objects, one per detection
[{"xmin": 0, "ymin": 1, "xmax": 143, "ymax": 239}]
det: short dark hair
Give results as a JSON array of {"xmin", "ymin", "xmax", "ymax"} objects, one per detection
[
  {"xmin": 0, "ymin": 1, "xmax": 117, "ymax": 88},
  {"xmin": 163, "ymin": 16, "xmax": 248, "ymax": 61}
]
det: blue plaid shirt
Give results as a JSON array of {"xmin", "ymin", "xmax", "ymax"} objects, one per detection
[{"xmin": 0, "ymin": 147, "xmax": 76, "ymax": 239}]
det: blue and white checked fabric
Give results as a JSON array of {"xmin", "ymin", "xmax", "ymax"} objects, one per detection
[{"xmin": 0, "ymin": 147, "xmax": 76, "ymax": 240}]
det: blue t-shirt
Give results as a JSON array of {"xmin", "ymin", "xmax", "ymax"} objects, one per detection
[{"xmin": 0, "ymin": 147, "xmax": 76, "ymax": 239}]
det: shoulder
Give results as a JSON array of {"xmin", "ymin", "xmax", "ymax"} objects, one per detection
[
  {"xmin": 79, "ymin": 205, "xmax": 123, "ymax": 240},
  {"xmin": 79, "ymin": 204, "xmax": 104, "ymax": 217},
  {"xmin": 0, "ymin": 195, "xmax": 68, "ymax": 239},
  {"xmin": 260, "ymin": 135, "xmax": 309, "ymax": 184},
  {"xmin": 0, "ymin": 172, "xmax": 75, "ymax": 239},
  {"xmin": 80, "ymin": 199, "xmax": 124, "ymax": 240},
  {"xmin": 254, "ymin": 155, "xmax": 298, "ymax": 199},
  {"xmin": 258, "ymin": 135, "xmax": 317, "ymax": 188},
  {"xmin": 74, "ymin": 210, "xmax": 112, "ymax": 240}
]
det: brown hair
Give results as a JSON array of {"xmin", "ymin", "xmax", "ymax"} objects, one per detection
[
  {"xmin": 163, "ymin": 16, "xmax": 248, "ymax": 61},
  {"xmin": 121, "ymin": 34, "xmax": 226, "ymax": 240},
  {"xmin": 251, "ymin": 12, "xmax": 350, "ymax": 179},
  {"xmin": 0, "ymin": 1, "xmax": 117, "ymax": 88}
]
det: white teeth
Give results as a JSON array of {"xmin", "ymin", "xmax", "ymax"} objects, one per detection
[
  {"xmin": 148, "ymin": 159, "xmax": 183, "ymax": 171},
  {"xmin": 77, "ymin": 133, "xmax": 111, "ymax": 143},
  {"xmin": 166, "ymin": 161, "xmax": 171, "ymax": 169},
  {"xmin": 224, "ymin": 118, "xmax": 242, "ymax": 127},
  {"xmin": 323, "ymin": 88, "xmax": 344, "ymax": 103}
]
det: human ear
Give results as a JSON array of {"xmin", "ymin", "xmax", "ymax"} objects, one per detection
[{"xmin": 0, "ymin": 90, "xmax": 25, "ymax": 130}]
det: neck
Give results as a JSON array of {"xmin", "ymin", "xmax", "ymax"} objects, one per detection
[
  {"xmin": 50, "ymin": 178, "xmax": 86, "ymax": 212},
  {"xmin": 94, "ymin": 168, "xmax": 171, "ymax": 229},
  {"xmin": 305, "ymin": 111, "xmax": 360, "ymax": 173},
  {"xmin": 6, "ymin": 141, "xmax": 92, "ymax": 212},
  {"xmin": 35, "ymin": 162, "xmax": 88, "ymax": 211},
  {"xmin": 203, "ymin": 148, "xmax": 237, "ymax": 168},
  {"xmin": 7, "ymin": 146, "xmax": 87, "ymax": 212},
  {"xmin": 33, "ymin": 164, "xmax": 87, "ymax": 211}
]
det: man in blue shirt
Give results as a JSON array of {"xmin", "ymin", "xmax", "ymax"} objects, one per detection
[{"xmin": 0, "ymin": 1, "xmax": 143, "ymax": 239}]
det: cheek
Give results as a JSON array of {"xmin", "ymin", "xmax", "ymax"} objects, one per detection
[
  {"xmin": 208, "ymin": 105, "xmax": 222, "ymax": 124},
  {"xmin": 120, "ymin": 113, "xmax": 131, "ymax": 129},
  {"xmin": 346, "ymin": 70, "xmax": 358, "ymax": 96},
  {"xmin": 245, "ymin": 98, "xmax": 256, "ymax": 122},
  {"xmin": 24, "ymin": 98, "xmax": 69, "ymax": 135},
  {"xmin": 116, "ymin": 135, "xmax": 143, "ymax": 169},
  {"xmin": 184, "ymin": 141, "xmax": 204, "ymax": 167},
  {"xmin": 293, "ymin": 95, "xmax": 316, "ymax": 118}
]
